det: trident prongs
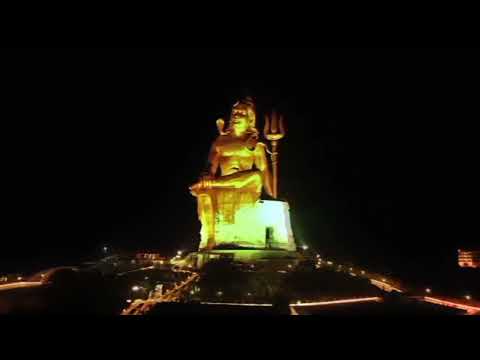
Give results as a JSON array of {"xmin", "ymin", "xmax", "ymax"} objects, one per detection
[
  {"xmin": 263, "ymin": 110, "xmax": 286, "ymax": 199},
  {"xmin": 264, "ymin": 111, "xmax": 285, "ymax": 141}
]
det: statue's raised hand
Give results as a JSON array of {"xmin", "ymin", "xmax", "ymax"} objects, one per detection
[{"xmin": 216, "ymin": 118, "xmax": 228, "ymax": 135}]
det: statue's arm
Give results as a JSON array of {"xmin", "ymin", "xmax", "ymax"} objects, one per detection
[
  {"xmin": 254, "ymin": 142, "xmax": 273, "ymax": 197},
  {"xmin": 207, "ymin": 142, "xmax": 220, "ymax": 177}
]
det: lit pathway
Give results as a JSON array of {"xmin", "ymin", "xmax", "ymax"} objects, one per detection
[{"xmin": 121, "ymin": 271, "xmax": 199, "ymax": 315}]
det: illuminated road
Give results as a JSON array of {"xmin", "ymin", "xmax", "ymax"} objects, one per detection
[
  {"xmin": 200, "ymin": 297, "xmax": 384, "ymax": 315},
  {"xmin": 291, "ymin": 297, "xmax": 383, "ymax": 308},
  {"xmin": 117, "ymin": 266, "xmax": 155, "ymax": 277},
  {"xmin": 288, "ymin": 297, "xmax": 383, "ymax": 315},
  {"xmin": 422, "ymin": 296, "xmax": 480, "ymax": 315},
  {"xmin": 0, "ymin": 281, "xmax": 43, "ymax": 291},
  {"xmin": 370, "ymin": 279, "xmax": 403, "ymax": 293}
]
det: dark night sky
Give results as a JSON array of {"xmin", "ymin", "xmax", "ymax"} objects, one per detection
[{"xmin": 3, "ymin": 48, "xmax": 479, "ymax": 277}]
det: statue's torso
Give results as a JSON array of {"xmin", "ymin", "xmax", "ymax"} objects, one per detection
[{"xmin": 214, "ymin": 135, "xmax": 257, "ymax": 176}]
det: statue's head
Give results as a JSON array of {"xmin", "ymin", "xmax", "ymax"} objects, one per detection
[{"xmin": 228, "ymin": 97, "xmax": 257, "ymax": 135}]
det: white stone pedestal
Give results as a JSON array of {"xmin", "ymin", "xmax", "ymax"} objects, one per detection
[{"xmin": 199, "ymin": 200, "xmax": 297, "ymax": 252}]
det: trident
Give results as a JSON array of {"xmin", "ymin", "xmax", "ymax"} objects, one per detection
[{"xmin": 264, "ymin": 111, "xmax": 286, "ymax": 199}]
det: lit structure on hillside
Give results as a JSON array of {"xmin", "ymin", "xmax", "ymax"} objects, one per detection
[
  {"xmin": 187, "ymin": 97, "xmax": 297, "ymax": 265},
  {"xmin": 458, "ymin": 249, "xmax": 480, "ymax": 268},
  {"xmin": 135, "ymin": 253, "xmax": 165, "ymax": 261}
]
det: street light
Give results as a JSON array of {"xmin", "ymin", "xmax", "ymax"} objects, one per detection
[
  {"xmin": 465, "ymin": 295, "xmax": 471, "ymax": 301},
  {"xmin": 425, "ymin": 288, "xmax": 431, "ymax": 294},
  {"xmin": 132, "ymin": 286, "xmax": 141, "ymax": 292},
  {"xmin": 302, "ymin": 245, "xmax": 308, "ymax": 251}
]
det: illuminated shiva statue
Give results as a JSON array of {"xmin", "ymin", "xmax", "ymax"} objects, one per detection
[{"xmin": 190, "ymin": 97, "xmax": 296, "ymax": 252}]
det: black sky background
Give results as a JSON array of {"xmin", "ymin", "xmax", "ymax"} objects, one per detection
[{"xmin": 3, "ymin": 48, "xmax": 479, "ymax": 281}]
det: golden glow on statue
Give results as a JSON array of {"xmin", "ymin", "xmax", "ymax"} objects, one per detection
[{"xmin": 190, "ymin": 97, "xmax": 292, "ymax": 251}]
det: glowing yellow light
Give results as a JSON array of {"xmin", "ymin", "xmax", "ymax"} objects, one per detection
[
  {"xmin": 287, "ymin": 264, "xmax": 292, "ymax": 268},
  {"xmin": 382, "ymin": 278, "xmax": 387, "ymax": 282},
  {"xmin": 17, "ymin": 277, "xmax": 22, "ymax": 281},
  {"xmin": 361, "ymin": 271, "xmax": 365, "ymax": 275},
  {"xmin": 177, "ymin": 251, "xmax": 183, "ymax": 256},
  {"xmin": 302, "ymin": 245, "xmax": 308, "ymax": 251},
  {"xmin": 465, "ymin": 295, "xmax": 471, "ymax": 300},
  {"xmin": 297, "ymin": 301, "xmax": 302, "ymax": 305},
  {"xmin": 126, "ymin": 299, "xmax": 132, "ymax": 303},
  {"xmin": 327, "ymin": 261, "xmax": 333, "ymax": 265},
  {"xmin": 132, "ymin": 286, "xmax": 140, "ymax": 292},
  {"xmin": 144, "ymin": 277, "xmax": 149, "ymax": 280},
  {"xmin": 426, "ymin": 288, "xmax": 431, "ymax": 294}
]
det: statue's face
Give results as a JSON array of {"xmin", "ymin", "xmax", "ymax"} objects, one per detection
[{"xmin": 231, "ymin": 105, "xmax": 249, "ymax": 133}]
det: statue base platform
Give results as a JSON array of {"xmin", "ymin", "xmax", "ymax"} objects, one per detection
[
  {"xmin": 180, "ymin": 249, "xmax": 302, "ymax": 269},
  {"xmin": 199, "ymin": 200, "xmax": 297, "ymax": 252}
]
